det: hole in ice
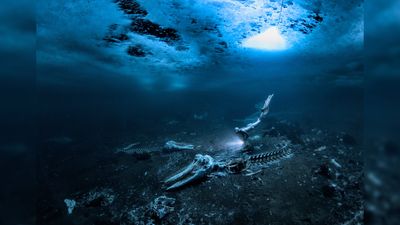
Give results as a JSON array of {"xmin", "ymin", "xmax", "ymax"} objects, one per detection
[{"xmin": 242, "ymin": 26, "xmax": 287, "ymax": 51}]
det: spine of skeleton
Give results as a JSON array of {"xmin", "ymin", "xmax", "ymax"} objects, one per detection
[{"xmin": 248, "ymin": 148, "xmax": 292, "ymax": 164}]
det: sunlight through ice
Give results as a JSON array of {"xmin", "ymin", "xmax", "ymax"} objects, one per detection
[{"xmin": 242, "ymin": 26, "xmax": 287, "ymax": 51}]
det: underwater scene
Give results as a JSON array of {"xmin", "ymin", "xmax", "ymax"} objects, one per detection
[{"xmin": 34, "ymin": 0, "xmax": 366, "ymax": 224}]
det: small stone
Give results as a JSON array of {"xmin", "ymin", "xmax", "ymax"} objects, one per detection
[
  {"xmin": 148, "ymin": 196, "xmax": 175, "ymax": 220},
  {"xmin": 64, "ymin": 199, "xmax": 76, "ymax": 215}
]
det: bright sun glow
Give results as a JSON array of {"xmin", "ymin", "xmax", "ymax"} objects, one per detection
[{"xmin": 242, "ymin": 26, "xmax": 287, "ymax": 51}]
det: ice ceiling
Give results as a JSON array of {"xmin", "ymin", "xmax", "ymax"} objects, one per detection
[{"xmin": 37, "ymin": 0, "xmax": 363, "ymax": 89}]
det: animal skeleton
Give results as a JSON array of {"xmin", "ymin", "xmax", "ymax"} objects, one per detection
[
  {"xmin": 164, "ymin": 94, "xmax": 293, "ymax": 191},
  {"xmin": 164, "ymin": 146, "xmax": 292, "ymax": 190}
]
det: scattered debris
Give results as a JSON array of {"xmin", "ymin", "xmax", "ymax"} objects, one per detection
[
  {"xmin": 116, "ymin": 142, "xmax": 140, "ymax": 153},
  {"xmin": 124, "ymin": 142, "xmax": 140, "ymax": 150},
  {"xmin": 126, "ymin": 207, "xmax": 143, "ymax": 224},
  {"xmin": 124, "ymin": 196, "xmax": 177, "ymax": 224},
  {"xmin": 64, "ymin": 199, "xmax": 76, "ymax": 215},
  {"xmin": 115, "ymin": 143, "xmax": 158, "ymax": 160},
  {"xmin": 330, "ymin": 158, "xmax": 342, "ymax": 168},
  {"xmin": 341, "ymin": 209, "xmax": 363, "ymax": 225},
  {"xmin": 79, "ymin": 188, "xmax": 115, "ymax": 208},
  {"xmin": 177, "ymin": 210, "xmax": 194, "ymax": 225},
  {"xmin": 163, "ymin": 140, "xmax": 195, "ymax": 152},
  {"xmin": 147, "ymin": 196, "xmax": 176, "ymax": 220},
  {"xmin": 244, "ymin": 169, "xmax": 262, "ymax": 176},
  {"xmin": 315, "ymin": 146, "xmax": 327, "ymax": 152}
]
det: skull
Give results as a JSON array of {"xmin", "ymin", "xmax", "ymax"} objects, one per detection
[{"xmin": 164, "ymin": 154, "xmax": 216, "ymax": 190}]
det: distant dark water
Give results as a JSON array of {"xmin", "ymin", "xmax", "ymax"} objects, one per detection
[{"xmin": 36, "ymin": 72, "xmax": 363, "ymax": 143}]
